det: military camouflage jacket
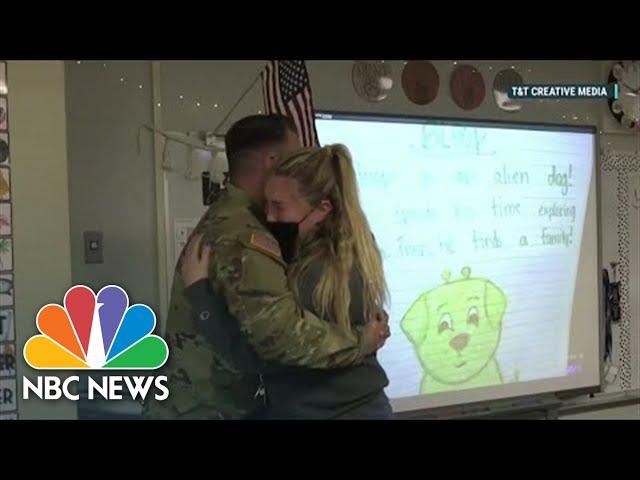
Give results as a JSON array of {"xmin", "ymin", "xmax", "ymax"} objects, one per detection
[{"xmin": 144, "ymin": 184, "xmax": 369, "ymax": 419}]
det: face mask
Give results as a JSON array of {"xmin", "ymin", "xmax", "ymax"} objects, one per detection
[{"xmin": 265, "ymin": 209, "xmax": 314, "ymax": 263}]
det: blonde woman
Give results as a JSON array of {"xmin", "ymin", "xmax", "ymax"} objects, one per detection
[{"xmin": 183, "ymin": 144, "xmax": 392, "ymax": 419}]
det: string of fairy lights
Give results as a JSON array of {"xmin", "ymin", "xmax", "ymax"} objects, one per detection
[
  {"xmin": 72, "ymin": 60, "xmax": 635, "ymax": 153},
  {"xmin": 75, "ymin": 61, "xmax": 265, "ymax": 116}
]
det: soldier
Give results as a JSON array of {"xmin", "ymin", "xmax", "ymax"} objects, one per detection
[{"xmin": 144, "ymin": 115, "xmax": 387, "ymax": 419}]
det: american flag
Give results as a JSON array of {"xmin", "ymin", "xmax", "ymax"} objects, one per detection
[{"xmin": 261, "ymin": 60, "xmax": 319, "ymax": 148}]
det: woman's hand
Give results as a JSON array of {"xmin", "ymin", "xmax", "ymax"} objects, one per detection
[{"xmin": 181, "ymin": 233, "xmax": 212, "ymax": 287}]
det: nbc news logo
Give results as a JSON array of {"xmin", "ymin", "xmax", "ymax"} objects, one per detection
[{"xmin": 22, "ymin": 285, "xmax": 169, "ymax": 401}]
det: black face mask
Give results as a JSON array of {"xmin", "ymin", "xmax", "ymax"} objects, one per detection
[{"xmin": 266, "ymin": 209, "xmax": 314, "ymax": 264}]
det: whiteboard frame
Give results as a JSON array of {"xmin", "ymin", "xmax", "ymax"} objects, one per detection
[{"xmin": 315, "ymin": 110, "xmax": 604, "ymax": 415}]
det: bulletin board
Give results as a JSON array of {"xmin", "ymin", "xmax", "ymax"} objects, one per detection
[{"xmin": 0, "ymin": 60, "xmax": 18, "ymax": 420}]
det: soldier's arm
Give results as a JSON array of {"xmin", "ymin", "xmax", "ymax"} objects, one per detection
[{"xmin": 211, "ymin": 234, "xmax": 379, "ymax": 369}]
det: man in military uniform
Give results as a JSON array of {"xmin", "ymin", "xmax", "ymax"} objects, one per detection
[{"xmin": 144, "ymin": 114, "xmax": 387, "ymax": 419}]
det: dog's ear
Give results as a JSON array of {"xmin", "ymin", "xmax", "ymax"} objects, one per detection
[
  {"xmin": 401, "ymin": 292, "xmax": 431, "ymax": 346},
  {"xmin": 484, "ymin": 280, "xmax": 507, "ymax": 330}
]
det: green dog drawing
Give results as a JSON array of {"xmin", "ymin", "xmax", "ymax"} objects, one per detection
[{"xmin": 401, "ymin": 267, "xmax": 508, "ymax": 394}]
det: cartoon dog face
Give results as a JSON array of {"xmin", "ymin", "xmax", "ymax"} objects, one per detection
[{"xmin": 401, "ymin": 269, "xmax": 507, "ymax": 385}]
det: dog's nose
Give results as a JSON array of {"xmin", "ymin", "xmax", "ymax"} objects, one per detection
[{"xmin": 449, "ymin": 333, "xmax": 469, "ymax": 352}]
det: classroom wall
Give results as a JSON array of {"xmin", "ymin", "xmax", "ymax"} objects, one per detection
[
  {"xmin": 8, "ymin": 61, "xmax": 77, "ymax": 419},
  {"xmin": 65, "ymin": 61, "xmax": 158, "ymax": 312}
]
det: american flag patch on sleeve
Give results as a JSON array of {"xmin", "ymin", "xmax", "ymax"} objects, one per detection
[{"xmin": 249, "ymin": 233, "xmax": 282, "ymax": 259}]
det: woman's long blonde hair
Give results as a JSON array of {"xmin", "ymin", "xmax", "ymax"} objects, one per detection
[{"xmin": 273, "ymin": 144, "xmax": 388, "ymax": 332}]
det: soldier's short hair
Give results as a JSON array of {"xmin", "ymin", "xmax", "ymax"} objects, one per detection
[{"xmin": 225, "ymin": 114, "xmax": 297, "ymax": 177}]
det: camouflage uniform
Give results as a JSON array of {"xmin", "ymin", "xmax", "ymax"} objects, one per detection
[{"xmin": 143, "ymin": 184, "xmax": 370, "ymax": 419}]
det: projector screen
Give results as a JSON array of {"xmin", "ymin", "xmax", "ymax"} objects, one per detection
[{"xmin": 315, "ymin": 112, "xmax": 601, "ymax": 412}]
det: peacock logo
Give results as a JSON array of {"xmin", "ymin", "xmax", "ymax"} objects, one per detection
[{"xmin": 24, "ymin": 285, "xmax": 168, "ymax": 370}]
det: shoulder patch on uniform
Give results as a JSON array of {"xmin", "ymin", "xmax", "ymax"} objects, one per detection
[{"xmin": 248, "ymin": 233, "xmax": 282, "ymax": 259}]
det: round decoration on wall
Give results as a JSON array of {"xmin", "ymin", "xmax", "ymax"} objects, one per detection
[
  {"xmin": 450, "ymin": 64, "xmax": 485, "ymax": 111},
  {"xmin": 492, "ymin": 68, "xmax": 524, "ymax": 112},
  {"xmin": 607, "ymin": 61, "xmax": 640, "ymax": 129},
  {"xmin": 401, "ymin": 60, "xmax": 440, "ymax": 106},
  {"xmin": 352, "ymin": 61, "xmax": 394, "ymax": 102}
]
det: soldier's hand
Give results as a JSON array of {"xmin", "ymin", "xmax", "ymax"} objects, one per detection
[
  {"xmin": 181, "ymin": 233, "xmax": 212, "ymax": 287},
  {"xmin": 378, "ymin": 317, "xmax": 391, "ymax": 348},
  {"xmin": 373, "ymin": 310, "xmax": 389, "ymax": 325},
  {"xmin": 361, "ymin": 311, "xmax": 391, "ymax": 355}
]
